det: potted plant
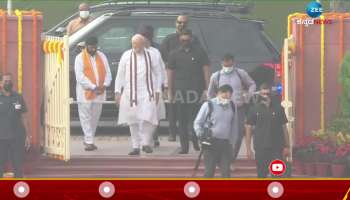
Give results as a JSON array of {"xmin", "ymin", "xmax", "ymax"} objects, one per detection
[
  {"xmin": 331, "ymin": 144, "xmax": 349, "ymax": 177},
  {"xmin": 330, "ymin": 132, "xmax": 350, "ymax": 177},
  {"xmin": 313, "ymin": 140, "xmax": 333, "ymax": 177},
  {"xmin": 307, "ymin": 130, "xmax": 333, "ymax": 177},
  {"xmin": 300, "ymin": 136, "xmax": 317, "ymax": 176},
  {"xmin": 292, "ymin": 145, "xmax": 306, "ymax": 175}
]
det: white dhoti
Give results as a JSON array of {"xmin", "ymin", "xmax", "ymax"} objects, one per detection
[
  {"xmin": 118, "ymin": 87, "xmax": 159, "ymax": 148},
  {"xmin": 129, "ymin": 121, "xmax": 157, "ymax": 148}
]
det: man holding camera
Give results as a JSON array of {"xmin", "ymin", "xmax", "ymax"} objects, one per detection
[
  {"xmin": 245, "ymin": 83, "xmax": 290, "ymax": 178},
  {"xmin": 194, "ymin": 85, "xmax": 239, "ymax": 178}
]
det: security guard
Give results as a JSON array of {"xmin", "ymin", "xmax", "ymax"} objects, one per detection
[
  {"xmin": 167, "ymin": 29, "xmax": 211, "ymax": 154},
  {"xmin": 0, "ymin": 73, "xmax": 30, "ymax": 178},
  {"xmin": 160, "ymin": 15, "xmax": 202, "ymax": 142},
  {"xmin": 245, "ymin": 83, "xmax": 290, "ymax": 178}
]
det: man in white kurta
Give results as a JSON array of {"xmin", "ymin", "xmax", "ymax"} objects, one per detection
[
  {"xmin": 75, "ymin": 37, "xmax": 112, "ymax": 151},
  {"xmin": 115, "ymin": 34, "xmax": 162, "ymax": 155}
]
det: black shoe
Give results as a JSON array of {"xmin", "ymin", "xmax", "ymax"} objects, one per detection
[
  {"xmin": 142, "ymin": 146, "xmax": 153, "ymax": 153},
  {"xmin": 91, "ymin": 144, "xmax": 98, "ymax": 150},
  {"xmin": 154, "ymin": 141, "xmax": 160, "ymax": 148},
  {"xmin": 85, "ymin": 144, "xmax": 96, "ymax": 151},
  {"xmin": 178, "ymin": 150, "xmax": 189, "ymax": 154},
  {"xmin": 168, "ymin": 135, "xmax": 176, "ymax": 142},
  {"xmin": 84, "ymin": 142, "xmax": 98, "ymax": 150},
  {"xmin": 128, "ymin": 149, "xmax": 140, "ymax": 156}
]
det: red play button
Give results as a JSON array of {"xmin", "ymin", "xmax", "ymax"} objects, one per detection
[{"xmin": 269, "ymin": 160, "xmax": 286, "ymax": 176}]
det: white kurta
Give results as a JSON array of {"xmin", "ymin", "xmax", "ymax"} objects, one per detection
[
  {"xmin": 75, "ymin": 51, "xmax": 112, "ymax": 103},
  {"xmin": 147, "ymin": 46, "xmax": 166, "ymax": 120},
  {"xmin": 115, "ymin": 49, "xmax": 162, "ymax": 126},
  {"xmin": 74, "ymin": 51, "xmax": 112, "ymax": 144}
]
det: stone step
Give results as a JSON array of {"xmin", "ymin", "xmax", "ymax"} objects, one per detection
[
  {"xmin": 33, "ymin": 165, "xmax": 258, "ymax": 174},
  {"xmin": 37, "ymin": 156, "xmax": 256, "ymax": 167},
  {"xmin": 26, "ymin": 172, "xmax": 259, "ymax": 178}
]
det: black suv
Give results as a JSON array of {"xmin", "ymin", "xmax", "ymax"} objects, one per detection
[{"xmin": 45, "ymin": 2, "xmax": 280, "ymax": 127}]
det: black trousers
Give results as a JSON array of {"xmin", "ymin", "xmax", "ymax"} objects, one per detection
[
  {"xmin": 255, "ymin": 148, "xmax": 283, "ymax": 178},
  {"xmin": 232, "ymin": 106, "xmax": 247, "ymax": 160},
  {"xmin": 203, "ymin": 138, "xmax": 233, "ymax": 178},
  {"xmin": 176, "ymin": 102, "xmax": 199, "ymax": 152},
  {"xmin": 167, "ymin": 102, "xmax": 178, "ymax": 138},
  {"xmin": 0, "ymin": 136, "xmax": 25, "ymax": 178},
  {"xmin": 153, "ymin": 126, "xmax": 160, "ymax": 141}
]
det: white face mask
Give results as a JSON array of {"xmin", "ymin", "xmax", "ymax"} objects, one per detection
[
  {"xmin": 222, "ymin": 66, "xmax": 234, "ymax": 74},
  {"xmin": 79, "ymin": 11, "xmax": 90, "ymax": 19},
  {"xmin": 218, "ymin": 97, "xmax": 230, "ymax": 106}
]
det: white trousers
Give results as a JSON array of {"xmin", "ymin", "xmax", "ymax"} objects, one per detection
[
  {"xmin": 78, "ymin": 102, "xmax": 103, "ymax": 144},
  {"xmin": 129, "ymin": 121, "xmax": 156, "ymax": 149}
]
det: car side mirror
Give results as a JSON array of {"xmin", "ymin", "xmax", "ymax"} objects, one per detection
[{"xmin": 55, "ymin": 27, "xmax": 66, "ymax": 36}]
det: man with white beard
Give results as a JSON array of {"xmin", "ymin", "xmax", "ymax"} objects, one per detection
[{"xmin": 115, "ymin": 34, "xmax": 162, "ymax": 155}]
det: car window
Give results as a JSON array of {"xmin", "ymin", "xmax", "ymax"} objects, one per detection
[
  {"xmin": 197, "ymin": 18, "xmax": 274, "ymax": 62},
  {"xmin": 98, "ymin": 26, "xmax": 134, "ymax": 53},
  {"xmin": 154, "ymin": 27, "xmax": 176, "ymax": 44},
  {"xmin": 79, "ymin": 17, "xmax": 204, "ymax": 57}
]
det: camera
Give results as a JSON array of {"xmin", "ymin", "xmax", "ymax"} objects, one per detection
[{"xmin": 200, "ymin": 128, "xmax": 213, "ymax": 148}]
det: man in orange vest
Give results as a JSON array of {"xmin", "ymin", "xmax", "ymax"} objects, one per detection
[{"xmin": 74, "ymin": 37, "xmax": 112, "ymax": 151}]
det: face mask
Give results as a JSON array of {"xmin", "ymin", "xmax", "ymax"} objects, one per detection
[
  {"xmin": 259, "ymin": 94, "xmax": 271, "ymax": 105},
  {"xmin": 3, "ymin": 82, "xmax": 13, "ymax": 92},
  {"xmin": 218, "ymin": 97, "xmax": 230, "ymax": 106},
  {"xmin": 222, "ymin": 66, "xmax": 234, "ymax": 74},
  {"xmin": 79, "ymin": 11, "xmax": 90, "ymax": 19}
]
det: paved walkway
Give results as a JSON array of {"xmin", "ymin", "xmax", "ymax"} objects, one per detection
[{"xmin": 71, "ymin": 135, "xmax": 248, "ymax": 158}]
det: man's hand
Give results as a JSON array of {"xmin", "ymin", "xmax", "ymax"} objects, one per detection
[
  {"xmin": 96, "ymin": 86, "xmax": 105, "ymax": 95},
  {"xmin": 283, "ymin": 147, "xmax": 290, "ymax": 158},
  {"xmin": 25, "ymin": 136, "xmax": 31, "ymax": 151},
  {"xmin": 246, "ymin": 148, "xmax": 254, "ymax": 160},
  {"xmin": 163, "ymin": 87, "xmax": 169, "ymax": 101},
  {"xmin": 115, "ymin": 93, "xmax": 121, "ymax": 107}
]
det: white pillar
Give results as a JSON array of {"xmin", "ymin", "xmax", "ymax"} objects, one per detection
[{"xmin": 7, "ymin": 0, "xmax": 12, "ymax": 15}]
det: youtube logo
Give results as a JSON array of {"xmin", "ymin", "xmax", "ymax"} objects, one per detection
[{"xmin": 269, "ymin": 160, "xmax": 286, "ymax": 176}]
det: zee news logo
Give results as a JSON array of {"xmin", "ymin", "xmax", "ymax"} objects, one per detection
[
  {"xmin": 296, "ymin": 18, "xmax": 332, "ymax": 27},
  {"xmin": 296, "ymin": 1, "xmax": 332, "ymax": 27}
]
